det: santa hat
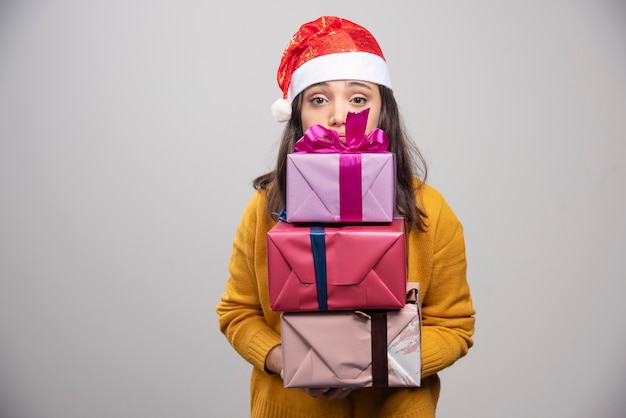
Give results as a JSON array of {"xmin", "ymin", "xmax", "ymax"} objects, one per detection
[{"xmin": 271, "ymin": 16, "xmax": 393, "ymax": 122}]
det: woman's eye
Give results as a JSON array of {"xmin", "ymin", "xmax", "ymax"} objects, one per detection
[
  {"xmin": 310, "ymin": 96, "xmax": 326, "ymax": 105},
  {"xmin": 352, "ymin": 97, "xmax": 367, "ymax": 104}
]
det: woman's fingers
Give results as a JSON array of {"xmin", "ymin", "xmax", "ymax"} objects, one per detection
[
  {"xmin": 303, "ymin": 387, "xmax": 354, "ymax": 401},
  {"xmin": 324, "ymin": 387, "xmax": 353, "ymax": 401},
  {"xmin": 303, "ymin": 388, "xmax": 328, "ymax": 398}
]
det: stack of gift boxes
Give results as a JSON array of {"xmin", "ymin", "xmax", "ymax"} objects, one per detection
[{"xmin": 267, "ymin": 109, "xmax": 421, "ymax": 389}]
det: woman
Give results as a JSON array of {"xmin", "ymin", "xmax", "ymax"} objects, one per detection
[{"xmin": 216, "ymin": 15, "xmax": 475, "ymax": 417}]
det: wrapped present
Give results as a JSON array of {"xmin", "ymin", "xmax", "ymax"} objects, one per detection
[
  {"xmin": 281, "ymin": 283, "xmax": 421, "ymax": 388},
  {"xmin": 267, "ymin": 218, "xmax": 407, "ymax": 312},
  {"xmin": 286, "ymin": 109, "xmax": 396, "ymax": 223}
]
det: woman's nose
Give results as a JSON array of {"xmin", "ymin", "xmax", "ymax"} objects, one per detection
[{"xmin": 328, "ymin": 105, "xmax": 346, "ymax": 127}]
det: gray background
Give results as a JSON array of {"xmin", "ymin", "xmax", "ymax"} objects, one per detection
[{"xmin": 1, "ymin": 1, "xmax": 625, "ymax": 417}]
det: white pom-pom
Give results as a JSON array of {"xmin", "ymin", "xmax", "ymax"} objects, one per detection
[{"xmin": 271, "ymin": 98, "xmax": 292, "ymax": 122}]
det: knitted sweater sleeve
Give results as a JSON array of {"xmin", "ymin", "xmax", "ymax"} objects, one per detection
[
  {"xmin": 215, "ymin": 190, "xmax": 281, "ymax": 373},
  {"xmin": 412, "ymin": 186, "xmax": 475, "ymax": 378}
]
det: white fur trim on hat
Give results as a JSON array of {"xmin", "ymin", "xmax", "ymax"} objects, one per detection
[{"xmin": 287, "ymin": 51, "xmax": 392, "ymax": 102}]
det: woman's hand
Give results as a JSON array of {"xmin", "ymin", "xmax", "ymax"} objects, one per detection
[
  {"xmin": 265, "ymin": 345, "xmax": 283, "ymax": 376},
  {"xmin": 303, "ymin": 387, "xmax": 354, "ymax": 401}
]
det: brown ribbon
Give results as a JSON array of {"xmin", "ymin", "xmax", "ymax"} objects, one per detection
[
  {"xmin": 370, "ymin": 311, "xmax": 388, "ymax": 387},
  {"xmin": 368, "ymin": 288, "xmax": 418, "ymax": 387}
]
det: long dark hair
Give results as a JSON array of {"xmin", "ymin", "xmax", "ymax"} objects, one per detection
[{"xmin": 253, "ymin": 85, "xmax": 429, "ymax": 232}]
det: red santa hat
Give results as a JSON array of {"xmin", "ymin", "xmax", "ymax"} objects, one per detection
[{"xmin": 271, "ymin": 16, "xmax": 393, "ymax": 122}]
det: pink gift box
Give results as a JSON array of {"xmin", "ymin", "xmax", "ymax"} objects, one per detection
[
  {"xmin": 281, "ymin": 283, "xmax": 421, "ymax": 388},
  {"xmin": 286, "ymin": 152, "xmax": 396, "ymax": 223},
  {"xmin": 267, "ymin": 218, "xmax": 407, "ymax": 312}
]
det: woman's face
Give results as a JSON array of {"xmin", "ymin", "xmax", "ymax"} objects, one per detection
[{"xmin": 300, "ymin": 80, "xmax": 382, "ymax": 142}]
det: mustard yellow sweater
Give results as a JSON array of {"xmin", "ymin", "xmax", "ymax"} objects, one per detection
[{"xmin": 216, "ymin": 182, "xmax": 475, "ymax": 418}]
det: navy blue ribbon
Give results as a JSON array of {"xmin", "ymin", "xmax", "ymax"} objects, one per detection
[
  {"xmin": 274, "ymin": 208, "xmax": 288, "ymax": 222},
  {"xmin": 309, "ymin": 226, "xmax": 328, "ymax": 311}
]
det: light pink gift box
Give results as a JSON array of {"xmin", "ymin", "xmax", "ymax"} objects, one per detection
[
  {"xmin": 280, "ymin": 283, "xmax": 421, "ymax": 388},
  {"xmin": 286, "ymin": 152, "xmax": 396, "ymax": 223},
  {"xmin": 267, "ymin": 218, "xmax": 407, "ymax": 312}
]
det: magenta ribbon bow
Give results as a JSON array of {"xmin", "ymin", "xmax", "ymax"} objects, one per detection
[
  {"xmin": 293, "ymin": 108, "xmax": 389, "ymax": 153},
  {"xmin": 293, "ymin": 109, "xmax": 389, "ymax": 222}
]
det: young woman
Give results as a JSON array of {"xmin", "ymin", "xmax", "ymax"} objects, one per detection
[{"xmin": 216, "ymin": 16, "xmax": 475, "ymax": 418}]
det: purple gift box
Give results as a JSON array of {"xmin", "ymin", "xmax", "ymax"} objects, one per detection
[
  {"xmin": 285, "ymin": 109, "xmax": 396, "ymax": 223},
  {"xmin": 286, "ymin": 152, "xmax": 395, "ymax": 223}
]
